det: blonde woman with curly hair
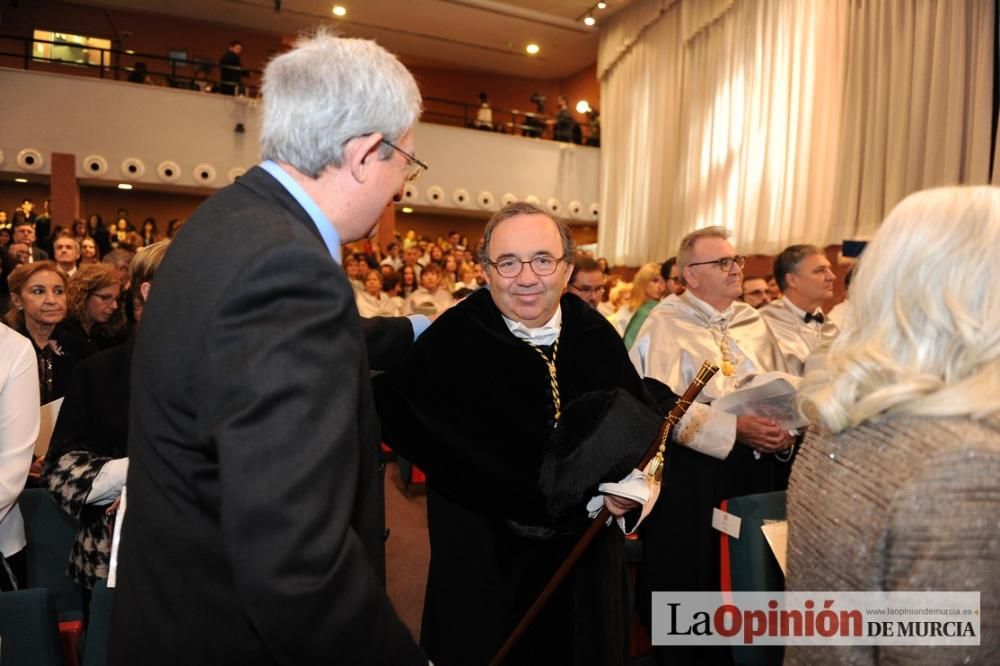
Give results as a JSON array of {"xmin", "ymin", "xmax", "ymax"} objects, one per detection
[
  {"xmin": 66, "ymin": 263, "xmax": 127, "ymax": 350},
  {"xmin": 785, "ymin": 187, "xmax": 1000, "ymax": 665}
]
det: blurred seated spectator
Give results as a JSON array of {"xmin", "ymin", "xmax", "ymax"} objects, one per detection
[
  {"xmin": 87, "ymin": 214, "xmax": 112, "ymax": 257},
  {"xmin": 523, "ymin": 92, "xmax": 547, "ymax": 138},
  {"xmin": 102, "ymin": 248, "xmax": 134, "ymax": 289},
  {"xmin": 41, "ymin": 240, "xmax": 170, "ymax": 610},
  {"xmin": 70, "ymin": 218, "xmax": 89, "ymax": 246},
  {"xmin": 80, "ymin": 237, "xmax": 100, "ymax": 265},
  {"xmin": 127, "ymin": 62, "xmax": 152, "ymax": 85},
  {"xmin": 382, "ymin": 272, "xmax": 405, "ymax": 315},
  {"xmin": 141, "ymin": 218, "xmax": 162, "ymax": 247},
  {"xmin": 13, "ymin": 222, "xmax": 48, "ymax": 262},
  {"xmin": 404, "ymin": 262, "xmax": 454, "ymax": 316},
  {"xmin": 621, "ymin": 262, "xmax": 667, "ymax": 346},
  {"xmin": 400, "ymin": 264, "xmax": 419, "ymax": 298},
  {"xmin": 553, "ymin": 95, "xmax": 577, "ymax": 143},
  {"xmin": 0, "ymin": 322, "xmax": 38, "ymax": 590},
  {"xmin": 66, "ymin": 263, "xmax": 127, "ymax": 351},
  {"xmin": 356, "ymin": 270, "xmax": 401, "ymax": 317},
  {"xmin": 53, "ymin": 233, "xmax": 81, "ymax": 277},
  {"xmin": 165, "ymin": 218, "xmax": 185, "ymax": 239},
  {"xmin": 474, "ymin": 92, "xmax": 493, "ymax": 130},
  {"xmin": 4, "ymin": 261, "xmax": 96, "ymax": 404},
  {"xmin": 191, "ymin": 65, "xmax": 215, "ymax": 93}
]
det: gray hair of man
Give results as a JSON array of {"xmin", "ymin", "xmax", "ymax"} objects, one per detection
[
  {"xmin": 773, "ymin": 244, "xmax": 824, "ymax": 292},
  {"xmin": 676, "ymin": 225, "xmax": 730, "ymax": 287},
  {"xmin": 260, "ymin": 29, "xmax": 422, "ymax": 179},
  {"xmin": 798, "ymin": 186, "xmax": 1000, "ymax": 433},
  {"xmin": 478, "ymin": 201, "xmax": 576, "ymax": 267}
]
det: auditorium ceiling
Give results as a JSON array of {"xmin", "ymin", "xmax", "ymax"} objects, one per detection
[{"xmin": 68, "ymin": 0, "xmax": 637, "ymax": 78}]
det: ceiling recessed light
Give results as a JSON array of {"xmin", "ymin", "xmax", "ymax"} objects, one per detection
[
  {"xmin": 124, "ymin": 49, "xmax": 135, "ymax": 54},
  {"xmin": 332, "ymin": 5, "xmax": 346, "ymax": 17},
  {"xmin": 117, "ymin": 183, "xmax": 133, "ymax": 190},
  {"xmin": 14, "ymin": 178, "xmax": 28, "ymax": 183},
  {"xmin": 401, "ymin": 206, "xmax": 414, "ymax": 214},
  {"xmin": 525, "ymin": 43, "xmax": 540, "ymax": 55},
  {"xmin": 597, "ymin": 2, "xmax": 607, "ymax": 9},
  {"xmin": 584, "ymin": 15, "xmax": 596, "ymax": 26}
]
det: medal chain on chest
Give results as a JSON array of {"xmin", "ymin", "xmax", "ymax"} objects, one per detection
[
  {"xmin": 527, "ymin": 338, "xmax": 561, "ymax": 425},
  {"xmin": 710, "ymin": 320, "xmax": 736, "ymax": 377}
]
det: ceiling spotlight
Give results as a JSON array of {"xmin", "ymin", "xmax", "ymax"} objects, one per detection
[
  {"xmin": 576, "ymin": 100, "xmax": 591, "ymax": 114},
  {"xmin": 401, "ymin": 206, "xmax": 414, "ymax": 214},
  {"xmin": 525, "ymin": 43, "xmax": 540, "ymax": 55},
  {"xmin": 332, "ymin": 5, "xmax": 346, "ymax": 17},
  {"xmin": 14, "ymin": 177, "xmax": 28, "ymax": 183},
  {"xmin": 584, "ymin": 15, "xmax": 596, "ymax": 26},
  {"xmin": 597, "ymin": 1, "xmax": 607, "ymax": 9},
  {"xmin": 117, "ymin": 183, "xmax": 133, "ymax": 190}
]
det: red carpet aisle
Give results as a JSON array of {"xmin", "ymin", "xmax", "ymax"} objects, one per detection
[{"xmin": 384, "ymin": 462, "xmax": 430, "ymax": 638}]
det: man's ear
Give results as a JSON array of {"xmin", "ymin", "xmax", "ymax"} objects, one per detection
[
  {"xmin": 343, "ymin": 134, "xmax": 384, "ymax": 184},
  {"xmin": 682, "ymin": 265, "xmax": 698, "ymax": 290},
  {"xmin": 784, "ymin": 272, "xmax": 797, "ymax": 291}
]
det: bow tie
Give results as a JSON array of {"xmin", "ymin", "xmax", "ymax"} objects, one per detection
[{"xmin": 804, "ymin": 311, "xmax": 825, "ymax": 324}]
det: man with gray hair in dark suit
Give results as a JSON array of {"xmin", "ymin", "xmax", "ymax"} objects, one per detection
[{"xmin": 110, "ymin": 29, "xmax": 428, "ymax": 665}]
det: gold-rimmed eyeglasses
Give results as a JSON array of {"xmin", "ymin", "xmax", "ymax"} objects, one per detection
[{"xmin": 381, "ymin": 138, "xmax": 428, "ymax": 183}]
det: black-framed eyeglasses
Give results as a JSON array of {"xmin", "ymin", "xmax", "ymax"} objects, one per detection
[
  {"xmin": 687, "ymin": 255, "xmax": 746, "ymax": 272},
  {"xmin": 380, "ymin": 138, "xmax": 428, "ymax": 183},
  {"xmin": 570, "ymin": 284, "xmax": 605, "ymax": 295},
  {"xmin": 488, "ymin": 254, "xmax": 565, "ymax": 278}
]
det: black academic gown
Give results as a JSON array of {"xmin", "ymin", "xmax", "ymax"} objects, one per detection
[{"xmin": 375, "ymin": 289, "xmax": 648, "ymax": 666}]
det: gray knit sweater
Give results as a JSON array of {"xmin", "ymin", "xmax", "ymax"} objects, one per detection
[{"xmin": 785, "ymin": 415, "xmax": 1000, "ymax": 665}]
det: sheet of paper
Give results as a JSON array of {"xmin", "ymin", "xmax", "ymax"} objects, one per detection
[
  {"xmin": 107, "ymin": 486, "xmax": 127, "ymax": 588},
  {"xmin": 34, "ymin": 397, "xmax": 64, "ymax": 457},
  {"xmin": 712, "ymin": 377, "xmax": 808, "ymax": 430},
  {"xmin": 761, "ymin": 520, "xmax": 788, "ymax": 576}
]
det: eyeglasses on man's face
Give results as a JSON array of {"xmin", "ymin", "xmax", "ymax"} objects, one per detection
[
  {"xmin": 570, "ymin": 284, "xmax": 605, "ymax": 295},
  {"xmin": 380, "ymin": 138, "xmax": 428, "ymax": 183},
  {"xmin": 687, "ymin": 255, "xmax": 746, "ymax": 272},
  {"xmin": 488, "ymin": 254, "xmax": 565, "ymax": 278}
]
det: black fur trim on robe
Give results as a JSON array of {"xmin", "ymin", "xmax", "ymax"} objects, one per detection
[{"xmin": 540, "ymin": 388, "xmax": 663, "ymax": 528}]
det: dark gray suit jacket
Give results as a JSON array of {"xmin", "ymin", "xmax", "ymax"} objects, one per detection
[{"xmin": 109, "ymin": 166, "xmax": 424, "ymax": 665}]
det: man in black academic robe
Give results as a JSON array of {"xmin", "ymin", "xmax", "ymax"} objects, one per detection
[{"xmin": 375, "ymin": 203, "xmax": 659, "ymax": 666}]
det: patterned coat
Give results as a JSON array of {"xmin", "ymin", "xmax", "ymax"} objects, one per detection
[{"xmin": 41, "ymin": 340, "xmax": 130, "ymax": 589}]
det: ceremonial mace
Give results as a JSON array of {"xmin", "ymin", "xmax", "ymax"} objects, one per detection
[{"xmin": 490, "ymin": 361, "xmax": 720, "ymax": 666}]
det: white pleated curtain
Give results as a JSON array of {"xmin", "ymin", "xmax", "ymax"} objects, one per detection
[{"xmin": 597, "ymin": 0, "xmax": 996, "ymax": 263}]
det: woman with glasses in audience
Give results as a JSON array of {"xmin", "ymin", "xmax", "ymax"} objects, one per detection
[
  {"xmin": 4, "ymin": 261, "xmax": 96, "ymax": 404},
  {"xmin": 786, "ymin": 187, "xmax": 1000, "ymax": 665},
  {"xmin": 65, "ymin": 263, "xmax": 127, "ymax": 350}
]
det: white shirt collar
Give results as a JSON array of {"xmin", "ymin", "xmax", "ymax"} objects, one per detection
[
  {"xmin": 502, "ymin": 306, "xmax": 562, "ymax": 346},
  {"xmin": 781, "ymin": 295, "xmax": 822, "ymax": 322},
  {"xmin": 681, "ymin": 290, "xmax": 735, "ymax": 325}
]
